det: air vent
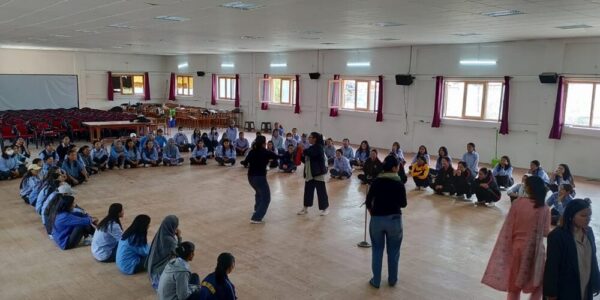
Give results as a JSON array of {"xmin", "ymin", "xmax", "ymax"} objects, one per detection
[
  {"xmin": 320, "ymin": 42, "xmax": 337, "ymax": 45},
  {"xmin": 220, "ymin": 1, "xmax": 263, "ymax": 10},
  {"xmin": 300, "ymin": 37, "xmax": 321, "ymax": 40},
  {"xmin": 482, "ymin": 10, "xmax": 524, "ymax": 17},
  {"xmin": 556, "ymin": 24, "xmax": 592, "ymax": 30}
]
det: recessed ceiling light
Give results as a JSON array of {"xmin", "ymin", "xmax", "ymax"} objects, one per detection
[
  {"xmin": 380, "ymin": 38, "xmax": 400, "ymax": 41},
  {"xmin": 240, "ymin": 35, "xmax": 263, "ymax": 40},
  {"xmin": 154, "ymin": 16, "xmax": 189, "ymax": 22},
  {"xmin": 221, "ymin": 63, "xmax": 235, "ymax": 68},
  {"xmin": 460, "ymin": 60, "xmax": 497, "ymax": 66},
  {"xmin": 178, "ymin": 62, "xmax": 189, "ymax": 69},
  {"xmin": 452, "ymin": 33, "xmax": 481, "ymax": 37},
  {"xmin": 220, "ymin": 1, "xmax": 263, "ymax": 11},
  {"xmin": 347, "ymin": 62, "xmax": 371, "ymax": 67},
  {"xmin": 107, "ymin": 23, "xmax": 133, "ymax": 29},
  {"xmin": 556, "ymin": 24, "xmax": 592, "ymax": 29},
  {"xmin": 482, "ymin": 10, "xmax": 524, "ymax": 17},
  {"xmin": 373, "ymin": 22, "xmax": 404, "ymax": 27},
  {"xmin": 270, "ymin": 63, "xmax": 287, "ymax": 67}
]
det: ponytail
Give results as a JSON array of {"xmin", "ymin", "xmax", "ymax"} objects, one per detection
[
  {"xmin": 175, "ymin": 241, "xmax": 195, "ymax": 260},
  {"xmin": 215, "ymin": 252, "xmax": 235, "ymax": 285}
]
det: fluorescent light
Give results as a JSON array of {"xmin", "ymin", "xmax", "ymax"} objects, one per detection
[
  {"xmin": 178, "ymin": 62, "xmax": 189, "ymax": 69},
  {"xmin": 220, "ymin": 1, "xmax": 263, "ymax": 10},
  {"xmin": 556, "ymin": 24, "xmax": 592, "ymax": 30},
  {"xmin": 347, "ymin": 62, "xmax": 371, "ymax": 67},
  {"xmin": 107, "ymin": 23, "xmax": 133, "ymax": 29},
  {"xmin": 154, "ymin": 16, "xmax": 189, "ymax": 22},
  {"xmin": 482, "ymin": 10, "xmax": 524, "ymax": 17},
  {"xmin": 452, "ymin": 33, "xmax": 481, "ymax": 37},
  {"xmin": 460, "ymin": 60, "xmax": 497, "ymax": 66},
  {"xmin": 240, "ymin": 35, "xmax": 263, "ymax": 40},
  {"xmin": 270, "ymin": 63, "xmax": 287, "ymax": 67},
  {"xmin": 221, "ymin": 63, "xmax": 235, "ymax": 68},
  {"xmin": 373, "ymin": 22, "xmax": 404, "ymax": 27}
]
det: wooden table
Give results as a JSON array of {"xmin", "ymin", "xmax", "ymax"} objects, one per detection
[{"xmin": 82, "ymin": 121, "xmax": 158, "ymax": 142}]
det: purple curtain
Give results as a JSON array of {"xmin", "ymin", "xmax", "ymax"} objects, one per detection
[
  {"xmin": 234, "ymin": 74, "xmax": 240, "ymax": 108},
  {"xmin": 143, "ymin": 72, "xmax": 151, "ymax": 101},
  {"xmin": 499, "ymin": 76, "xmax": 511, "ymax": 134},
  {"xmin": 261, "ymin": 74, "xmax": 269, "ymax": 110},
  {"xmin": 376, "ymin": 75, "xmax": 384, "ymax": 122},
  {"xmin": 431, "ymin": 76, "xmax": 444, "ymax": 128},
  {"xmin": 294, "ymin": 74, "xmax": 300, "ymax": 114},
  {"xmin": 549, "ymin": 76, "xmax": 566, "ymax": 139},
  {"xmin": 211, "ymin": 74, "xmax": 217, "ymax": 105},
  {"xmin": 107, "ymin": 71, "xmax": 114, "ymax": 101},
  {"xmin": 168, "ymin": 73, "xmax": 176, "ymax": 101},
  {"xmin": 329, "ymin": 74, "xmax": 340, "ymax": 117}
]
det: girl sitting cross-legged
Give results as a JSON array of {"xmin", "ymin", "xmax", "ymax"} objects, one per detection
[
  {"xmin": 163, "ymin": 138, "xmax": 184, "ymax": 166},
  {"xmin": 215, "ymin": 138, "xmax": 236, "ymax": 166},
  {"xmin": 141, "ymin": 140, "xmax": 160, "ymax": 167},
  {"xmin": 330, "ymin": 149, "xmax": 352, "ymax": 179},
  {"xmin": 351, "ymin": 140, "xmax": 370, "ymax": 168},
  {"xmin": 190, "ymin": 140, "xmax": 209, "ymax": 165},
  {"xmin": 124, "ymin": 139, "xmax": 140, "ymax": 169},
  {"xmin": 279, "ymin": 144, "xmax": 297, "ymax": 173},
  {"xmin": 109, "ymin": 140, "xmax": 127, "ymax": 170}
]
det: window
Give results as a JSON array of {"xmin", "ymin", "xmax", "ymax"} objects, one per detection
[
  {"xmin": 443, "ymin": 80, "xmax": 503, "ymax": 121},
  {"xmin": 564, "ymin": 80, "xmax": 600, "ymax": 128},
  {"xmin": 328, "ymin": 77, "xmax": 379, "ymax": 112},
  {"xmin": 259, "ymin": 76, "xmax": 296, "ymax": 105},
  {"xmin": 177, "ymin": 75, "xmax": 194, "ymax": 96},
  {"xmin": 218, "ymin": 76, "xmax": 236, "ymax": 100},
  {"xmin": 112, "ymin": 74, "xmax": 144, "ymax": 95}
]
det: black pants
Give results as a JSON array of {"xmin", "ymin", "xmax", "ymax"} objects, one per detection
[
  {"xmin": 474, "ymin": 187, "xmax": 499, "ymax": 203},
  {"xmin": 551, "ymin": 208, "xmax": 560, "ymax": 225},
  {"xmin": 163, "ymin": 157, "xmax": 184, "ymax": 166},
  {"xmin": 178, "ymin": 144, "xmax": 193, "ymax": 152},
  {"xmin": 269, "ymin": 159, "xmax": 279, "ymax": 168},
  {"xmin": 303, "ymin": 180, "xmax": 329, "ymax": 210},
  {"xmin": 358, "ymin": 174, "xmax": 374, "ymax": 184},
  {"xmin": 109, "ymin": 156, "xmax": 125, "ymax": 168},
  {"xmin": 124, "ymin": 159, "xmax": 139, "ymax": 168},
  {"xmin": 93, "ymin": 155, "xmax": 108, "ymax": 169},
  {"xmin": 327, "ymin": 157, "xmax": 334, "ymax": 166},
  {"xmin": 216, "ymin": 157, "xmax": 235, "ymax": 166},
  {"xmin": 398, "ymin": 169, "xmax": 408, "ymax": 184},
  {"xmin": 453, "ymin": 178, "xmax": 473, "ymax": 198},
  {"xmin": 431, "ymin": 183, "xmax": 455, "ymax": 195},
  {"xmin": 413, "ymin": 177, "xmax": 430, "ymax": 188},
  {"xmin": 187, "ymin": 273, "xmax": 202, "ymax": 300},
  {"xmin": 548, "ymin": 183, "xmax": 559, "ymax": 193},
  {"xmin": 495, "ymin": 175, "xmax": 513, "ymax": 188},
  {"xmin": 65, "ymin": 225, "xmax": 95, "ymax": 250},
  {"xmin": 190, "ymin": 157, "xmax": 207, "ymax": 165}
]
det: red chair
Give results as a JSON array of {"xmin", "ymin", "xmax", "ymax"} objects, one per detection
[
  {"xmin": 14, "ymin": 123, "xmax": 36, "ymax": 148},
  {"xmin": 1, "ymin": 124, "xmax": 17, "ymax": 146}
]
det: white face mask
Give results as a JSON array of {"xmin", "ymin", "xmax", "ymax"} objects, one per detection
[
  {"xmin": 286, "ymin": 137, "xmax": 292, "ymax": 141},
  {"xmin": 6, "ymin": 150, "xmax": 14, "ymax": 156}
]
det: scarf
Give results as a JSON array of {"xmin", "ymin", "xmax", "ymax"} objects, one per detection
[
  {"xmin": 147, "ymin": 215, "xmax": 179, "ymax": 280},
  {"xmin": 378, "ymin": 172, "xmax": 403, "ymax": 182}
]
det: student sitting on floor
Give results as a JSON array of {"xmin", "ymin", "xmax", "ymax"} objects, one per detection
[
  {"xmin": 330, "ymin": 149, "xmax": 352, "ymax": 179},
  {"xmin": 284, "ymin": 132, "xmax": 298, "ymax": 150},
  {"xmin": 462, "ymin": 142, "xmax": 479, "ymax": 175},
  {"xmin": 215, "ymin": 138, "xmax": 236, "ymax": 166},
  {"xmin": 50, "ymin": 195, "xmax": 97, "ymax": 250},
  {"xmin": 13, "ymin": 143, "xmax": 28, "ymax": 163},
  {"xmin": 141, "ymin": 140, "xmax": 160, "ymax": 167},
  {"xmin": 266, "ymin": 141, "xmax": 279, "ymax": 169},
  {"xmin": 191, "ymin": 128, "xmax": 202, "ymax": 146},
  {"xmin": 548, "ymin": 163, "xmax": 576, "ymax": 194},
  {"xmin": 199, "ymin": 252, "xmax": 237, "ymax": 300},
  {"xmin": 190, "ymin": 140, "xmax": 208, "ymax": 165},
  {"xmin": 13, "ymin": 137, "xmax": 30, "ymax": 162},
  {"xmin": 279, "ymin": 144, "xmax": 298, "ymax": 173},
  {"xmin": 324, "ymin": 138, "xmax": 336, "ymax": 166},
  {"xmin": 147, "ymin": 215, "xmax": 182, "ymax": 290},
  {"xmin": 62, "ymin": 149, "xmax": 88, "ymax": 186},
  {"xmin": 174, "ymin": 127, "xmax": 193, "ymax": 152},
  {"xmin": 116, "ymin": 214, "xmax": 151, "ymax": 275},
  {"xmin": 529, "ymin": 159, "xmax": 550, "ymax": 184},
  {"xmin": 358, "ymin": 149, "xmax": 382, "ymax": 184},
  {"xmin": 274, "ymin": 122, "xmax": 285, "ymax": 136},
  {"xmin": 271, "ymin": 129, "xmax": 285, "ymax": 154},
  {"xmin": 300, "ymin": 133, "xmax": 311, "ymax": 150},
  {"xmin": 507, "ymin": 174, "xmax": 530, "ymax": 202},
  {"xmin": 0, "ymin": 146, "xmax": 26, "ymax": 180},
  {"xmin": 78, "ymin": 146, "xmax": 97, "ymax": 175},
  {"xmin": 409, "ymin": 145, "xmax": 430, "ymax": 172},
  {"xmin": 157, "ymin": 241, "xmax": 201, "ymax": 300},
  {"xmin": 163, "ymin": 138, "xmax": 184, "ymax": 166},
  {"xmin": 124, "ymin": 139, "xmax": 140, "ymax": 169},
  {"xmin": 292, "ymin": 127, "xmax": 301, "ymax": 143},
  {"xmin": 40, "ymin": 156, "xmax": 55, "ymax": 179},
  {"xmin": 492, "ymin": 155, "xmax": 514, "ymax": 189},
  {"xmin": 154, "ymin": 128, "xmax": 168, "ymax": 156},
  {"xmin": 224, "ymin": 121, "xmax": 239, "ymax": 144},
  {"xmin": 92, "ymin": 203, "xmax": 124, "ymax": 263},
  {"xmin": 208, "ymin": 127, "xmax": 220, "ymax": 155},
  {"xmin": 20, "ymin": 163, "xmax": 41, "ymax": 204},
  {"xmin": 109, "ymin": 140, "xmax": 128, "ymax": 170},
  {"xmin": 56, "ymin": 136, "xmax": 76, "ymax": 165},
  {"xmin": 390, "ymin": 142, "xmax": 406, "ymax": 166},
  {"xmin": 40, "ymin": 142, "xmax": 60, "ymax": 166},
  {"xmin": 351, "ymin": 140, "xmax": 370, "ymax": 168},
  {"xmin": 431, "ymin": 157, "xmax": 454, "ymax": 195},
  {"xmin": 233, "ymin": 132, "xmax": 250, "ymax": 156},
  {"xmin": 546, "ymin": 183, "xmax": 574, "ymax": 225},
  {"xmin": 35, "ymin": 167, "xmax": 62, "ymax": 214},
  {"xmin": 431, "ymin": 146, "xmax": 451, "ymax": 177},
  {"xmin": 340, "ymin": 138, "xmax": 354, "ymax": 161},
  {"xmin": 410, "ymin": 156, "xmax": 430, "ymax": 191},
  {"xmin": 91, "ymin": 141, "xmax": 109, "ymax": 170},
  {"xmin": 452, "ymin": 161, "xmax": 474, "ymax": 199},
  {"xmin": 473, "ymin": 168, "xmax": 501, "ymax": 206}
]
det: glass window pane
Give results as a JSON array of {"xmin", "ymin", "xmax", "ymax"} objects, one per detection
[
  {"xmin": 464, "ymin": 83, "xmax": 484, "ymax": 117},
  {"xmin": 356, "ymin": 81, "xmax": 369, "ymax": 109},
  {"xmin": 343, "ymin": 80, "xmax": 356, "ymax": 109},
  {"xmin": 565, "ymin": 83, "xmax": 593, "ymax": 127},
  {"xmin": 594, "ymin": 84, "xmax": 600, "ymax": 127},
  {"xmin": 281, "ymin": 80, "xmax": 290, "ymax": 104},
  {"xmin": 291, "ymin": 80, "xmax": 296, "ymax": 104},
  {"xmin": 273, "ymin": 78, "xmax": 281, "ymax": 103},
  {"xmin": 121, "ymin": 76, "xmax": 133, "ymax": 95},
  {"xmin": 445, "ymin": 82, "xmax": 464, "ymax": 118},
  {"xmin": 226, "ymin": 79, "xmax": 231, "ymax": 99},
  {"xmin": 133, "ymin": 75, "xmax": 144, "ymax": 94},
  {"xmin": 188, "ymin": 77, "xmax": 193, "ymax": 96},
  {"xmin": 112, "ymin": 76, "xmax": 121, "ymax": 93},
  {"xmin": 231, "ymin": 79, "xmax": 235, "ymax": 99},
  {"xmin": 484, "ymin": 82, "xmax": 503, "ymax": 120},
  {"xmin": 219, "ymin": 78, "xmax": 226, "ymax": 98}
]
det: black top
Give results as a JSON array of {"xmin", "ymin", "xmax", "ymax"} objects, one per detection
[
  {"xmin": 434, "ymin": 166, "xmax": 454, "ymax": 186},
  {"xmin": 245, "ymin": 147, "xmax": 279, "ymax": 177},
  {"xmin": 302, "ymin": 144, "xmax": 327, "ymax": 178},
  {"xmin": 366, "ymin": 176, "xmax": 407, "ymax": 216},
  {"xmin": 56, "ymin": 143, "xmax": 75, "ymax": 161},
  {"xmin": 363, "ymin": 158, "xmax": 382, "ymax": 178}
]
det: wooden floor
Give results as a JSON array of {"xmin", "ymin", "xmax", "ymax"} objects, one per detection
[{"xmin": 1, "ymin": 133, "xmax": 599, "ymax": 300}]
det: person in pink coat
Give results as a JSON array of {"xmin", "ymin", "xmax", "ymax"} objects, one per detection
[{"xmin": 481, "ymin": 176, "xmax": 550, "ymax": 300}]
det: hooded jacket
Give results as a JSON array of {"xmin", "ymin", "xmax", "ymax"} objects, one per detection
[{"xmin": 157, "ymin": 257, "xmax": 199, "ymax": 300}]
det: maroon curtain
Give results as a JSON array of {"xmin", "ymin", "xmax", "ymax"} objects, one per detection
[
  {"xmin": 143, "ymin": 72, "xmax": 151, "ymax": 101},
  {"xmin": 329, "ymin": 74, "xmax": 340, "ymax": 117},
  {"xmin": 431, "ymin": 76, "xmax": 444, "ymax": 128},
  {"xmin": 211, "ymin": 74, "xmax": 217, "ymax": 105},
  {"xmin": 261, "ymin": 74, "xmax": 269, "ymax": 110},
  {"xmin": 499, "ymin": 76, "xmax": 511, "ymax": 134},
  {"xmin": 234, "ymin": 74, "xmax": 240, "ymax": 108},
  {"xmin": 376, "ymin": 75, "xmax": 384, "ymax": 122},
  {"xmin": 107, "ymin": 71, "xmax": 114, "ymax": 101},
  {"xmin": 168, "ymin": 73, "xmax": 176, "ymax": 101},
  {"xmin": 549, "ymin": 76, "xmax": 566, "ymax": 139},
  {"xmin": 294, "ymin": 74, "xmax": 300, "ymax": 114}
]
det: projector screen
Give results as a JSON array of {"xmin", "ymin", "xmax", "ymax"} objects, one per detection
[{"xmin": 0, "ymin": 74, "xmax": 79, "ymax": 110}]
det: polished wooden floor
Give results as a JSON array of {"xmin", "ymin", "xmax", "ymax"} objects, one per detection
[{"xmin": 1, "ymin": 134, "xmax": 599, "ymax": 300}]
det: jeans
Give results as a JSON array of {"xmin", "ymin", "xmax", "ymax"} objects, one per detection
[
  {"xmin": 163, "ymin": 157, "xmax": 184, "ymax": 166},
  {"xmin": 370, "ymin": 214, "xmax": 403, "ymax": 287},
  {"xmin": 495, "ymin": 175, "xmax": 513, "ymax": 188},
  {"xmin": 330, "ymin": 169, "xmax": 351, "ymax": 178},
  {"xmin": 303, "ymin": 180, "xmax": 329, "ymax": 210},
  {"xmin": 249, "ymin": 176, "xmax": 271, "ymax": 221}
]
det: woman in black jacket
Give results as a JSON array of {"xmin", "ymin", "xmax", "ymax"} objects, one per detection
[
  {"xmin": 430, "ymin": 157, "xmax": 454, "ymax": 195},
  {"xmin": 245, "ymin": 135, "xmax": 280, "ymax": 224},
  {"xmin": 544, "ymin": 199, "xmax": 600, "ymax": 300},
  {"xmin": 297, "ymin": 132, "xmax": 329, "ymax": 216},
  {"xmin": 358, "ymin": 149, "xmax": 382, "ymax": 184},
  {"xmin": 365, "ymin": 155, "xmax": 407, "ymax": 288}
]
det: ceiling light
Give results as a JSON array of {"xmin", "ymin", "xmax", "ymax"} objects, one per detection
[
  {"xmin": 320, "ymin": 42, "xmax": 336, "ymax": 45},
  {"xmin": 452, "ymin": 33, "xmax": 481, "ymax": 37},
  {"xmin": 221, "ymin": 63, "xmax": 235, "ymax": 68},
  {"xmin": 240, "ymin": 35, "xmax": 263, "ymax": 40},
  {"xmin": 270, "ymin": 63, "xmax": 287, "ymax": 67},
  {"xmin": 347, "ymin": 62, "xmax": 371, "ymax": 67},
  {"xmin": 556, "ymin": 24, "xmax": 592, "ymax": 30},
  {"xmin": 75, "ymin": 29, "xmax": 100, "ymax": 34},
  {"xmin": 178, "ymin": 62, "xmax": 189, "ymax": 69},
  {"xmin": 154, "ymin": 16, "xmax": 189, "ymax": 22},
  {"xmin": 107, "ymin": 23, "xmax": 133, "ymax": 29},
  {"xmin": 51, "ymin": 34, "xmax": 72, "ymax": 38},
  {"xmin": 380, "ymin": 38, "xmax": 400, "ymax": 41},
  {"xmin": 373, "ymin": 22, "xmax": 404, "ymax": 27},
  {"xmin": 460, "ymin": 60, "xmax": 497, "ymax": 65},
  {"xmin": 482, "ymin": 10, "xmax": 524, "ymax": 17},
  {"xmin": 221, "ymin": 1, "xmax": 263, "ymax": 10}
]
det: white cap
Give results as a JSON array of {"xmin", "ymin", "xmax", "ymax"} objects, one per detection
[
  {"xmin": 58, "ymin": 184, "xmax": 76, "ymax": 195},
  {"xmin": 27, "ymin": 164, "xmax": 41, "ymax": 171},
  {"xmin": 130, "ymin": 133, "xmax": 137, "ymax": 138}
]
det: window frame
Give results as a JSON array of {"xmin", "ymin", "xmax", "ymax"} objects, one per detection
[
  {"xmin": 563, "ymin": 78, "xmax": 600, "ymax": 129},
  {"xmin": 262, "ymin": 75, "xmax": 296, "ymax": 106},
  {"xmin": 176, "ymin": 75, "xmax": 194, "ymax": 97},
  {"xmin": 217, "ymin": 75, "xmax": 237, "ymax": 101},
  {"xmin": 333, "ymin": 76, "xmax": 379, "ymax": 113},
  {"xmin": 112, "ymin": 74, "xmax": 145, "ymax": 96},
  {"xmin": 442, "ymin": 79, "xmax": 504, "ymax": 121}
]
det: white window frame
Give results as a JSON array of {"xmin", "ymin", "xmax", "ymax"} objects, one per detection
[
  {"xmin": 563, "ymin": 79, "xmax": 600, "ymax": 129},
  {"xmin": 176, "ymin": 75, "xmax": 194, "ymax": 97},
  {"xmin": 442, "ymin": 79, "xmax": 504, "ymax": 121},
  {"xmin": 112, "ymin": 74, "xmax": 144, "ymax": 96},
  {"xmin": 329, "ymin": 76, "xmax": 379, "ymax": 113},
  {"xmin": 217, "ymin": 75, "xmax": 236, "ymax": 100},
  {"xmin": 259, "ymin": 76, "xmax": 296, "ymax": 106}
]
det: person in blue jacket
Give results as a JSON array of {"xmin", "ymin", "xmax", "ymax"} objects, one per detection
[
  {"xmin": 350, "ymin": 140, "xmax": 370, "ymax": 167},
  {"xmin": 109, "ymin": 140, "xmax": 128, "ymax": 169},
  {"xmin": 340, "ymin": 138, "xmax": 354, "ymax": 160},
  {"xmin": 163, "ymin": 138, "xmax": 184, "ymax": 166},
  {"xmin": 20, "ymin": 164, "xmax": 41, "ymax": 204},
  {"xmin": 270, "ymin": 129, "xmax": 285, "ymax": 154},
  {"xmin": 546, "ymin": 184, "xmax": 574, "ymax": 226},
  {"xmin": 233, "ymin": 132, "xmax": 250, "ymax": 156},
  {"xmin": 223, "ymin": 121, "xmax": 239, "ymax": 145},
  {"xmin": 124, "ymin": 139, "xmax": 140, "ymax": 168},
  {"xmin": 141, "ymin": 140, "xmax": 160, "ymax": 167},
  {"xmin": 199, "ymin": 252, "xmax": 237, "ymax": 300},
  {"xmin": 190, "ymin": 140, "xmax": 209, "ymax": 165},
  {"xmin": 279, "ymin": 144, "xmax": 297, "ymax": 173},
  {"xmin": 173, "ymin": 127, "xmax": 193, "ymax": 152},
  {"xmin": 215, "ymin": 139, "xmax": 236, "ymax": 166},
  {"xmin": 154, "ymin": 128, "xmax": 168, "ymax": 150},
  {"xmin": 324, "ymin": 138, "xmax": 336, "ymax": 166},
  {"xmin": 91, "ymin": 203, "xmax": 123, "ymax": 262},
  {"xmin": 284, "ymin": 132, "xmax": 297, "ymax": 150},
  {"xmin": 0, "ymin": 146, "xmax": 25, "ymax": 180},
  {"xmin": 330, "ymin": 149, "xmax": 352, "ymax": 179},
  {"xmin": 50, "ymin": 195, "xmax": 97, "ymax": 250},
  {"xmin": 39, "ymin": 142, "xmax": 60, "ymax": 167},
  {"xmin": 61, "ymin": 149, "xmax": 88, "ymax": 186},
  {"xmin": 529, "ymin": 160, "xmax": 550, "ymax": 184},
  {"xmin": 116, "ymin": 214, "xmax": 151, "ymax": 275},
  {"xmin": 492, "ymin": 155, "xmax": 514, "ymax": 189},
  {"xmin": 90, "ymin": 141, "xmax": 109, "ymax": 170},
  {"xmin": 461, "ymin": 142, "xmax": 479, "ymax": 175}
]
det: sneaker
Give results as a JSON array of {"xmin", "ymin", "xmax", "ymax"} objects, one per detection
[
  {"xmin": 143, "ymin": 164, "xmax": 149, "ymax": 168},
  {"xmin": 124, "ymin": 165, "xmax": 130, "ymax": 169},
  {"xmin": 250, "ymin": 220, "xmax": 264, "ymax": 224},
  {"xmin": 297, "ymin": 207, "xmax": 308, "ymax": 215},
  {"xmin": 369, "ymin": 278, "xmax": 380, "ymax": 289},
  {"xmin": 81, "ymin": 236, "xmax": 93, "ymax": 246},
  {"xmin": 48, "ymin": 234, "xmax": 53, "ymax": 240},
  {"xmin": 177, "ymin": 162, "xmax": 183, "ymax": 166},
  {"xmin": 486, "ymin": 202, "xmax": 496, "ymax": 207},
  {"xmin": 320, "ymin": 209, "xmax": 329, "ymax": 216}
]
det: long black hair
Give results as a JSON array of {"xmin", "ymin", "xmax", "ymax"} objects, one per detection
[
  {"xmin": 19, "ymin": 167, "xmax": 38, "ymax": 189},
  {"xmin": 121, "ymin": 214, "xmax": 151, "ymax": 247},
  {"xmin": 382, "ymin": 155, "xmax": 400, "ymax": 172},
  {"xmin": 357, "ymin": 140, "xmax": 370, "ymax": 154},
  {"xmin": 48, "ymin": 195, "xmax": 75, "ymax": 232},
  {"xmin": 525, "ymin": 176, "xmax": 548, "ymax": 208},
  {"xmin": 215, "ymin": 252, "xmax": 235, "ymax": 285},
  {"xmin": 252, "ymin": 135, "xmax": 266, "ymax": 150},
  {"xmin": 559, "ymin": 163, "xmax": 574, "ymax": 183},
  {"xmin": 309, "ymin": 132, "xmax": 324, "ymax": 146},
  {"xmin": 97, "ymin": 203, "xmax": 123, "ymax": 232},
  {"xmin": 560, "ymin": 198, "xmax": 591, "ymax": 232},
  {"xmin": 175, "ymin": 241, "xmax": 195, "ymax": 260},
  {"xmin": 496, "ymin": 155, "xmax": 512, "ymax": 170},
  {"xmin": 437, "ymin": 146, "xmax": 448, "ymax": 166}
]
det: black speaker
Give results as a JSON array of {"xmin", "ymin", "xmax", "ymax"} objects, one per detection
[
  {"xmin": 395, "ymin": 74, "xmax": 414, "ymax": 86},
  {"xmin": 539, "ymin": 72, "xmax": 558, "ymax": 84},
  {"xmin": 309, "ymin": 72, "xmax": 320, "ymax": 80},
  {"xmin": 196, "ymin": 71, "xmax": 205, "ymax": 77}
]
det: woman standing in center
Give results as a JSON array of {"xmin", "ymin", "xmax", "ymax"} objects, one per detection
[
  {"xmin": 245, "ymin": 135, "xmax": 279, "ymax": 224},
  {"xmin": 297, "ymin": 132, "xmax": 329, "ymax": 216},
  {"xmin": 481, "ymin": 176, "xmax": 550, "ymax": 300}
]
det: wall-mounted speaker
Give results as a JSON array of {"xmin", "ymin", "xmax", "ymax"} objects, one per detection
[
  {"xmin": 309, "ymin": 72, "xmax": 320, "ymax": 80},
  {"xmin": 395, "ymin": 74, "xmax": 414, "ymax": 86},
  {"xmin": 196, "ymin": 71, "xmax": 206, "ymax": 77},
  {"xmin": 539, "ymin": 72, "xmax": 558, "ymax": 84}
]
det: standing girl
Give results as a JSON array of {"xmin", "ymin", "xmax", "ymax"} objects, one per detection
[
  {"xmin": 462, "ymin": 142, "xmax": 479, "ymax": 175},
  {"xmin": 298, "ymin": 132, "xmax": 329, "ymax": 216},
  {"xmin": 245, "ymin": 135, "xmax": 280, "ymax": 224}
]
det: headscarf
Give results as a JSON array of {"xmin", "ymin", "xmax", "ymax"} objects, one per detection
[
  {"xmin": 146, "ymin": 215, "xmax": 179, "ymax": 285},
  {"xmin": 163, "ymin": 138, "xmax": 179, "ymax": 158}
]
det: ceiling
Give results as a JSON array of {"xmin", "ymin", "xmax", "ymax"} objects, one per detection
[{"xmin": 1, "ymin": 0, "xmax": 600, "ymax": 55}]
